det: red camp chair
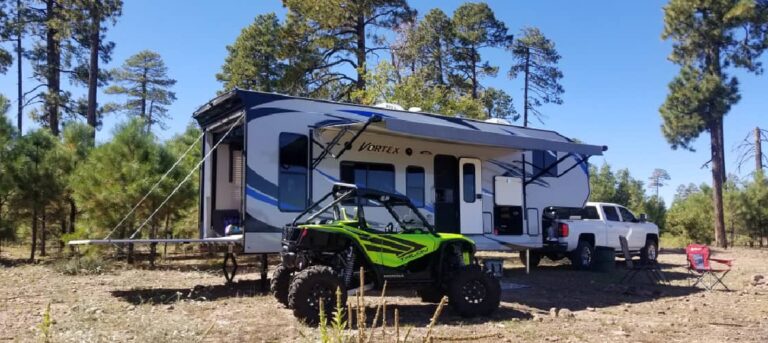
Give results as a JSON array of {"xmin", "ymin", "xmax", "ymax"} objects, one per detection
[{"xmin": 685, "ymin": 244, "xmax": 733, "ymax": 291}]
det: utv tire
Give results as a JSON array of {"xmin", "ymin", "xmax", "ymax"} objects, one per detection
[
  {"xmin": 448, "ymin": 266, "xmax": 501, "ymax": 317},
  {"xmin": 270, "ymin": 265, "xmax": 293, "ymax": 307},
  {"xmin": 640, "ymin": 238, "xmax": 658, "ymax": 263},
  {"xmin": 417, "ymin": 286, "xmax": 445, "ymax": 303},
  {"xmin": 570, "ymin": 240, "xmax": 594, "ymax": 270},
  {"xmin": 288, "ymin": 265, "xmax": 346, "ymax": 326},
  {"xmin": 519, "ymin": 251, "xmax": 541, "ymax": 268}
]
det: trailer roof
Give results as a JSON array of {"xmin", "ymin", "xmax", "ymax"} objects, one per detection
[{"xmin": 194, "ymin": 90, "xmax": 606, "ymax": 156}]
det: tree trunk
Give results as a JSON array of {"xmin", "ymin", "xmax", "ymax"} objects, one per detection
[
  {"xmin": 710, "ymin": 118, "xmax": 728, "ymax": 248},
  {"xmin": 29, "ymin": 206, "xmax": 37, "ymax": 262},
  {"xmin": 756, "ymin": 127, "xmax": 763, "ymax": 173},
  {"xmin": 15, "ymin": 0, "xmax": 23, "ymax": 133},
  {"xmin": 59, "ymin": 216, "xmax": 66, "ymax": 253},
  {"xmin": 68, "ymin": 197, "xmax": 76, "ymax": 234},
  {"xmin": 127, "ymin": 242, "xmax": 134, "ymax": 264},
  {"xmin": 149, "ymin": 221, "xmax": 157, "ymax": 267},
  {"xmin": 40, "ymin": 209, "xmax": 46, "ymax": 257},
  {"xmin": 355, "ymin": 14, "xmax": 366, "ymax": 92},
  {"xmin": 523, "ymin": 47, "xmax": 530, "ymax": 127},
  {"xmin": 470, "ymin": 46, "xmax": 478, "ymax": 99},
  {"xmin": 86, "ymin": 3, "xmax": 101, "ymax": 140},
  {"xmin": 45, "ymin": 0, "xmax": 61, "ymax": 136}
]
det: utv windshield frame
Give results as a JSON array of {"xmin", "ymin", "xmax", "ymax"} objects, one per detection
[{"xmin": 291, "ymin": 184, "xmax": 435, "ymax": 234}]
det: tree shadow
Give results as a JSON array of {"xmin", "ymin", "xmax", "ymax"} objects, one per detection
[{"xmin": 111, "ymin": 279, "xmax": 270, "ymax": 305}]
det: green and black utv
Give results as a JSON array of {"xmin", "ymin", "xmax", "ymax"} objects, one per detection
[{"xmin": 271, "ymin": 183, "xmax": 501, "ymax": 325}]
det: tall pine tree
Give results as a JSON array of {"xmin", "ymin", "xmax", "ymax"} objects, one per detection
[{"xmin": 660, "ymin": 0, "xmax": 768, "ymax": 248}]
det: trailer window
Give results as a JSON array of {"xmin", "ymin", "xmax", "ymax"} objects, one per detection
[
  {"xmin": 532, "ymin": 150, "xmax": 558, "ymax": 177},
  {"xmin": 406, "ymin": 166, "xmax": 425, "ymax": 207},
  {"xmin": 603, "ymin": 206, "xmax": 620, "ymax": 221},
  {"xmin": 581, "ymin": 206, "xmax": 600, "ymax": 220},
  {"xmin": 278, "ymin": 133, "xmax": 308, "ymax": 212},
  {"xmin": 340, "ymin": 161, "xmax": 395, "ymax": 194},
  {"xmin": 463, "ymin": 163, "xmax": 476, "ymax": 203}
]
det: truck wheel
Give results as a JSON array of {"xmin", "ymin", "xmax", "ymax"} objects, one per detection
[
  {"xmin": 448, "ymin": 266, "xmax": 501, "ymax": 317},
  {"xmin": 417, "ymin": 286, "xmax": 445, "ymax": 303},
  {"xmin": 640, "ymin": 239, "xmax": 658, "ymax": 263},
  {"xmin": 570, "ymin": 240, "xmax": 594, "ymax": 270},
  {"xmin": 519, "ymin": 251, "xmax": 541, "ymax": 268},
  {"xmin": 288, "ymin": 265, "xmax": 346, "ymax": 326},
  {"xmin": 270, "ymin": 265, "xmax": 293, "ymax": 307}
]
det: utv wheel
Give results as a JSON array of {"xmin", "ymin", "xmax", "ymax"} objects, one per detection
[
  {"xmin": 640, "ymin": 239, "xmax": 658, "ymax": 263},
  {"xmin": 288, "ymin": 265, "xmax": 347, "ymax": 326},
  {"xmin": 417, "ymin": 286, "xmax": 445, "ymax": 303},
  {"xmin": 270, "ymin": 265, "xmax": 293, "ymax": 307},
  {"xmin": 519, "ymin": 251, "xmax": 541, "ymax": 268},
  {"xmin": 448, "ymin": 266, "xmax": 501, "ymax": 317},
  {"xmin": 570, "ymin": 240, "xmax": 594, "ymax": 270}
]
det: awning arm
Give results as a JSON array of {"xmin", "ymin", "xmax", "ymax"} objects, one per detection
[
  {"xmin": 524, "ymin": 153, "xmax": 592, "ymax": 186},
  {"xmin": 311, "ymin": 114, "xmax": 382, "ymax": 169}
]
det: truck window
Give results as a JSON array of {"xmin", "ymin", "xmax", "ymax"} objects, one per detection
[
  {"xmin": 603, "ymin": 206, "xmax": 620, "ymax": 221},
  {"xmin": 580, "ymin": 206, "xmax": 600, "ymax": 220},
  {"xmin": 618, "ymin": 207, "xmax": 637, "ymax": 222}
]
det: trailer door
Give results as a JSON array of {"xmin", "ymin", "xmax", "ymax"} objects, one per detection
[{"xmin": 459, "ymin": 158, "xmax": 483, "ymax": 234}]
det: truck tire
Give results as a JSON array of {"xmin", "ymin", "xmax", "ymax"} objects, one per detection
[
  {"xmin": 640, "ymin": 238, "xmax": 658, "ymax": 263},
  {"xmin": 417, "ymin": 285, "xmax": 445, "ymax": 303},
  {"xmin": 519, "ymin": 251, "xmax": 541, "ymax": 268},
  {"xmin": 448, "ymin": 266, "xmax": 501, "ymax": 317},
  {"xmin": 570, "ymin": 240, "xmax": 594, "ymax": 270},
  {"xmin": 270, "ymin": 265, "xmax": 293, "ymax": 307},
  {"xmin": 288, "ymin": 265, "xmax": 346, "ymax": 326}
]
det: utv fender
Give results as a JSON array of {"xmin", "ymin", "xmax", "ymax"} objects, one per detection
[{"xmin": 434, "ymin": 239, "xmax": 477, "ymax": 285}]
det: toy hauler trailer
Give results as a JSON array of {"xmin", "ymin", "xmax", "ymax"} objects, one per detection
[
  {"xmin": 196, "ymin": 90, "xmax": 605, "ymax": 253},
  {"xmin": 70, "ymin": 90, "xmax": 605, "ymax": 281}
]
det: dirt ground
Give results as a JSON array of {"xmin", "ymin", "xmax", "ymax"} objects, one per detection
[{"xmin": 1, "ymin": 245, "xmax": 767, "ymax": 343}]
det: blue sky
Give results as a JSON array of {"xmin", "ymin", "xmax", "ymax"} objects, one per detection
[{"xmin": 0, "ymin": 0, "xmax": 766, "ymax": 206}]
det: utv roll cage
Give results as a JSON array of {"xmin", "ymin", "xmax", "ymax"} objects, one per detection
[{"xmin": 291, "ymin": 183, "xmax": 437, "ymax": 235}]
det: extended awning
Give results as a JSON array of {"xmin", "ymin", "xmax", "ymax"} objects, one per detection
[{"xmin": 316, "ymin": 116, "xmax": 606, "ymax": 156}]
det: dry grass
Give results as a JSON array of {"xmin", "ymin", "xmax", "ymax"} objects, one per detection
[{"xmin": 1, "ymin": 244, "xmax": 768, "ymax": 342}]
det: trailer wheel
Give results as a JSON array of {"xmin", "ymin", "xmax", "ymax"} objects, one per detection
[
  {"xmin": 270, "ymin": 265, "xmax": 294, "ymax": 307},
  {"xmin": 519, "ymin": 251, "xmax": 541, "ymax": 268},
  {"xmin": 570, "ymin": 240, "xmax": 594, "ymax": 270},
  {"xmin": 448, "ymin": 266, "xmax": 501, "ymax": 317},
  {"xmin": 288, "ymin": 265, "xmax": 346, "ymax": 326}
]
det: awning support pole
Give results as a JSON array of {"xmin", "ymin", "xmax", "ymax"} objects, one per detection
[
  {"xmin": 311, "ymin": 114, "xmax": 382, "ymax": 169},
  {"xmin": 524, "ymin": 153, "xmax": 591, "ymax": 186}
]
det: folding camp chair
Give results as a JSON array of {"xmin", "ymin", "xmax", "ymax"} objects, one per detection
[
  {"xmin": 619, "ymin": 236, "xmax": 668, "ymax": 285},
  {"xmin": 685, "ymin": 244, "xmax": 733, "ymax": 291}
]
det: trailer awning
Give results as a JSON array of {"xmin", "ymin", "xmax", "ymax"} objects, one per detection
[{"xmin": 320, "ymin": 117, "xmax": 606, "ymax": 156}]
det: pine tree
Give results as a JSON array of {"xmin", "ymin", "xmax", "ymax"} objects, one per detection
[
  {"xmin": 282, "ymin": 0, "xmax": 415, "ymax": 100},
  {"xmin": 660, "ymin": 0, "xmax": 768, "ymax": 248},
  {"xmin": 648, "ymin": 168, "xmax": 671, "ymax": 198},
  {"xmin": 106, "ymin": 50, "xmax": 176, "ymax": 132},
  {"xmin": 509, "ymin": 27, "xmax": 564, "ymax": 127},
  {"xmin": 480, "ymin": 87, "xmax": 516, "ymax": 120},
  {"xmin": 450, "ymin": 2, "xmax": 512, "ymax": 99}
]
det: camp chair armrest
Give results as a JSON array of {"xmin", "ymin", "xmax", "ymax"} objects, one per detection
[{"xmin": 709, "ymin": 258, "xmax": 733, "ymax": 266}]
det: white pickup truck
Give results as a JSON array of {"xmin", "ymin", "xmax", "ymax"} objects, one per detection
[{"xmin": 523, "ymin": 202, "xmax": 660, "ymax": 269}]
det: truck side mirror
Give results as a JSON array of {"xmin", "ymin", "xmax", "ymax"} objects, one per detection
[{"xmin": 639, "ymin": 213, "xmax": 647, "ymax": 222}]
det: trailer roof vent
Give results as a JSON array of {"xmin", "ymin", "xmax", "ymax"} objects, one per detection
[
  {"xmin": 374, "ymin": 102, "xmax": 404, "ymax": 111},
  {"xmin": 484, "ymin": 118, "xmax": 512, "ymax": 125}
]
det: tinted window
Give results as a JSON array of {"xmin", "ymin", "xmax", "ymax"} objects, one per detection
[
  {"xmin": 406, "ymin": 166, "xmax": 425, "ymax": 207},
  {"xmin": 340, "ymin": 161, "xmax": 395, "ymax": 193},
  {"xmin": 532, "ymin": 150, "xmax": 558, "ymax": 177},
  {"xmin": 462, "ymin": 163, "xmax": 476, "ymax": 203},
  {"xmin": 278, "ymin": 133, "xmax": 308, "ymax": 211},
  {"xmin": 618, "ymin": 207, "xmax": 637, "ymax": 222},
  {"xmin": 581, "ymin": 206, "xmax": 600, "ymax": 220},
  {"xmin": 603, "ymin": 206, "xmax": 620, "ymax": 221}
]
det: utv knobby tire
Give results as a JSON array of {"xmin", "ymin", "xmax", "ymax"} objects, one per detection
[
  {"xmin": 287, "ymin": 265, "xmax": 346, "ymax": 326},
  {"xmin": 448, "ymin": 266, "xmax": 501, "ymax": 318},
  {"xmin": 270, "ymin": 265, "xmax": 293, "ymax": 307},
  {"xmin": 417, "ymin": 286, "xmax": 445, "ymax": 303}
]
